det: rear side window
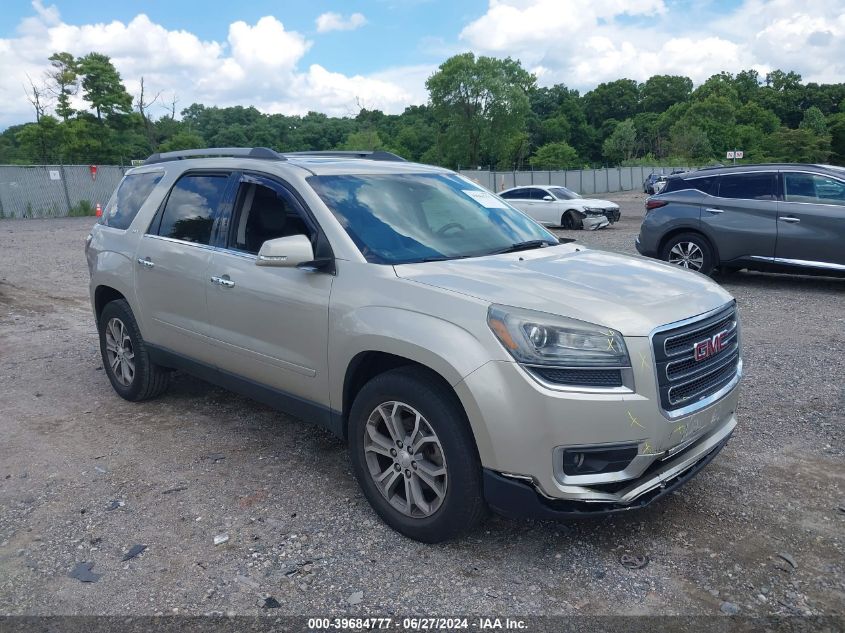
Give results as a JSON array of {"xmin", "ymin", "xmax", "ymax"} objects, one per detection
[
  {"xmin": 501, "ymin": 188, "xmax": 528, "ymax": 199},
  {"xmin": 157, "ymin": 174, "xmax": 229, "ymax": 245},
  {"xmin": 529, "ymin": 188, "xmax": 550, "ymax": 200},
  {"xmin": 100, "ymin": 172, "xmax": 163, "ymax": 230},
  {"xmin": 718, "ymin": 173, "xmax": 775, "ymax": 200},
  {"xmin": 662, "ymin": 176, "xmax": 716, "ymax": 195}
]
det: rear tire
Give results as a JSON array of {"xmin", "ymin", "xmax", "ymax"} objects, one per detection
[
  {"xmin": 98, "ymin": 299, "xmax": 170, "ymax": 401},
  {"xmin": 348, "ymin": 367, "xmax": 486, "ymax": 543},
  {"xmin": 660, "ymin": 232, "xmax": 716, "ymax": 275}
]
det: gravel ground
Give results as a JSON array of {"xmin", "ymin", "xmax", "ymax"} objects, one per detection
[{"xmin": 0, "ymin": 191, "xmax": 843, "ymax": 617}]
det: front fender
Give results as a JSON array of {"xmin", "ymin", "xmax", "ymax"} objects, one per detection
[{"xmin": 329, "ymin": 305, "xmax": 497, "ymax": 456}]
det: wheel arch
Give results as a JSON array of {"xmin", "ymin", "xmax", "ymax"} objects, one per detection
[{"xmin": 94, "ymin": 285, "xmax": 127, "ymax": 322}]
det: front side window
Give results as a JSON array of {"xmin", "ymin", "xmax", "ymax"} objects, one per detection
[
  {"xmin": 529, "ymin": 188, "xmax": 550, "ymax": 200},
  {"xmin": 157, "ymin": 174, "xmax": 229, "ymax": 245},
  {"xmin": 100, "ymin": 171, "xmax": 163, "ymax": 230},
  {"xmin": 228, "ymin": 179, "xmax": 315, "ymax": 254},
  {"xmin": 783, "ymin": 173, "xmax": 845, "ymax": 206},
  {"xmin": 308, "ymin": 173, "xmax": 557, "ymax": 264},
  {"xmin": 549, "ymin": 186, "xmax": 580, "ymax": 200},
  {"xmin": 718, "ymin": 173, "xmax": 775, "ymax": 200}
]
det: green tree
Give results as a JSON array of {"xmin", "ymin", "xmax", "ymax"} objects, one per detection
[
  {"xmin": 760, "ymin": 127, "xmax": 830, "ymax": 163},
  {"xmin": 640, "ymin": 75, "xmax": 692, "ymax": 113},
  {"xmin": 602, "ymin": 119, "xmax": 637, "ymax": 163},
  {"xmin": 342, "ymin": 129, "xmax": 383, "ymax": 150},
  {"xmin": 827, "ymin": 113, "xmax": 845, "ymax": 164},
  {"xmin": 529, "ymin": 141, "xmax": 579, "ymax": 169},
  {"xmin": 799, "ymin": 106, "xmax": 827, "ymax": 136},
  {"xmin": 77, "ymin": 53, "xmax": 133, "ymax": 122},
  {"xmin": 426, "ymin": 52, "xmax": 535, "ymax": 168},
  {"xmin": 46, "ymin": 52, "xmax": 79, "ymax": 122},
  {"xmin": 16, "ymin": 116, "xmax": 64, "ymax": 164},
  {"xmin": 669, "ymin": 124, "xmax": 713, "ymax": 161},
  {"xmin": 156, "ymin": 130, "xmax": 205, "ymax": 153},
  {"xmin": 736, "ymin": 102, "xmax": 780, "ymax": 134},
  {"xmin": 582, "ymin": 79, "xmax": 639, "ymax": 127}
]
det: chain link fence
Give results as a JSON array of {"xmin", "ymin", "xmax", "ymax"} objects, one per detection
[
  {"xmin": 459, "ymin": 165, "xmax": 694, "ymax": 195},
  {"xmin": 0, "ymin": 165, "xmax": 128, "ymax": 219}
]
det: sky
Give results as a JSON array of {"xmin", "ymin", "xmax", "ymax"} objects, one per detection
[{"xmin": 1, "ymin": 0, "xmax": 844, "ymax": 129}]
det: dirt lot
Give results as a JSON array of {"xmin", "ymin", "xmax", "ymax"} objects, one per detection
[{"xmin": 0, "ymin": 191, "xmax": 843, "ymax": 617}]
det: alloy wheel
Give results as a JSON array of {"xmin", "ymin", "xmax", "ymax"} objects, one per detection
[
  {"xmin": 668, "ymin": 241, "xmax": 704, "ymax": 271},
  {"xmin": 104, "ymin": 317, "xmax": 135, "ymax": 386},
  {"xmin": 363, "ymin": 401, "xmax": 448, "ymax": 518}
]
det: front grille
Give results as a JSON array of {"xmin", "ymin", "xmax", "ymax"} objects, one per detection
[
  {"xmin": 531, "ymin": 367, "xmax": 623, "ymax": 387},
  {"xmin": 652, "ymin": 303, "xmax": 740, "ymax": 412}
]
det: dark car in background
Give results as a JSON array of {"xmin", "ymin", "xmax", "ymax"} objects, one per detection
[
  {"xmin": 636, "ymin": 163, "xmax": 845, "ymax": 277},
  {"xmin": 642, "ymin": 173, "xmax": 663, "ymax": 194}
]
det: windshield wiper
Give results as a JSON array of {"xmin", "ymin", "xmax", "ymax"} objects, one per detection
[
  {"xmin": 418, "ymin": 254, "xmax": 473, "ymax": 263},
  {"xmin": 488, "ymin": 240, "xmax": 555, "ymax": 255}
]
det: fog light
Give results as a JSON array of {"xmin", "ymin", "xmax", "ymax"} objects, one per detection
[{"xmin": 562, "ymin": 444, "xmax": 638, "ymax": 476}]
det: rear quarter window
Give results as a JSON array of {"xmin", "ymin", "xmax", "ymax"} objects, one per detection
[
  {"xmin": 100, "ymin": 171, "xmax": 164, "ymax": 230},
  {"xmin": 663, "ymin": 176, "xmax": 716, "ymax": 195}
]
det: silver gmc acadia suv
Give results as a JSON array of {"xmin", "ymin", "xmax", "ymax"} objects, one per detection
[{"xmin": 86, "ymin": 147, "xmax": 742, "ymax": 542}]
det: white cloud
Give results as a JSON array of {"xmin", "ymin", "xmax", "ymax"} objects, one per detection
[
  {"xmin": 315, "ymin": 12, "xmax": 367, "ymax": 33},
  {"xmin": 460, "ymin": 0, "xmax": 845, "ymax": 92},
  {"xmin": 0, "ymin": 3, "xmax": 405, "ymax": 129}
]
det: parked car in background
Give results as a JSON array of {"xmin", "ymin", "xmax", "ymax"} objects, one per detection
[
  {"xmin": 87, "ymin": 147, "xmax": 741, "ymax": 542},
  {"xmin": 643, "ymin": 173, "xmax": 662, "ymax": 193},
  {"xmin": 652, "ymin": 176, "xmax": 668, "ymax": 194},
  {"xmin": 636, "ymin": 163, "xmax": 845, "ymax": 276},
  {"xmin": 499, "ymin": 185, "xmax": 620, "ymax": 230}
]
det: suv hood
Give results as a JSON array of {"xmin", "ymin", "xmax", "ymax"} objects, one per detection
[{"xmin": 394, "ymin": 244, "xmax": 732, "ymax": 336}]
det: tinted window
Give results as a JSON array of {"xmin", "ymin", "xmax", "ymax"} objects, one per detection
[
  {"xmin": 549, "ymin": 186, "xmax": 579, "ymax": 200},
  {"xmin": 718, "ymin": 173, "xmax": 775, "ymax": 200},
  {"xmin": 229, "ymin": 180, "xmax": 315, "ymax": 254},
  {"xmin": 158, "ymin": 175, "xmax": 229, "ymax": 245},
  {"xmin": 100, "ymin": 172, "xmax": 163, "ymax": 230},
  {"xmin": 663, "ymin": 176, "xmax": 716, "ymax": 195},
  {"xmin": 308, "ymin": 173, "xmax": 556, "ymax": 264},
  {"xmin": 784, "ymin": 173, "xmax": 845, "ymax": 206},
  {"xmin": 501, "ymin": 188, "xmax": 529, "ymax": 199},
  {"xmin": 529, "ymin": 188, "xmax": 550, "ymax": 200}
]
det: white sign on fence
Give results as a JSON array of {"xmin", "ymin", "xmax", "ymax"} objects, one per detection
[
  {"xmin": 735, "ymin": 151, "xmax": 744, "ymax": 159},
  {"xmin": 49, "ymin": 170, "xmax": 60, "ymax": 180},
  {"xmin": 726, "ymin": 151, "xmax": 735, "ymax": 159}
]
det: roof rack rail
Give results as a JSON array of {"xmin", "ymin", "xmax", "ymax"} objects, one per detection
[
  {"xmin": 283, "ymin": 150, "xmax": 407, "ymax": 162},
  {"xmin": 143, "ymin": 147, "xmax": 285, "ymax": 165}
]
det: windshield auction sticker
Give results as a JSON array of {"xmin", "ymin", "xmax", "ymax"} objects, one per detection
[{"xmin": 461, "ymin": 189, "xmax": 509, "ymax": 209}]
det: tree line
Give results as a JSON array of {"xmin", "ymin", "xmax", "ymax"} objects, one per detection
[{"xmin": 2, "ymin": 51, "xmax": 844, "ymax": 169}]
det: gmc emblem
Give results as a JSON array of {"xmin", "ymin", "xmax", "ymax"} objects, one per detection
[{"xmin": 694, "ymin": 330, "xmax": 729, "ymax": 361}]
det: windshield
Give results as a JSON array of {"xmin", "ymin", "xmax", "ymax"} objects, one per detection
[
  {"xmin": 548, "ymin": 186, "xmax": 580, "ymax": 200},
  {"xmin": 308, "ymin": 173, "xmax": 557, "ymax": 264}
]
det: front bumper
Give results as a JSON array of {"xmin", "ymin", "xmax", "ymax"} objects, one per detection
[
  {"xmin": 583, "ymin": 215, "xmax": 610, "ymax": 230},
  {"xmin": 454, "ymin": 338, "xmax": 741, "ymax": 505},
  {"xmin": 483, "ymin": 416, "xmax": 733, "ymax": 519}
]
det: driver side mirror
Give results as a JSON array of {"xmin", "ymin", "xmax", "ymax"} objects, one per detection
[
  {"xmin": 256, "ymin": 234, "xmax": 314, "ymax": 268},
  {"xmin": 542, "ymin": 195, "xmax": 554, "ymax": 201}
]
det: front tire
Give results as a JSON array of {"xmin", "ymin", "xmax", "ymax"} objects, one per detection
[
  {"xmin": 561, "ymin": 210, "xmax": 583, "ymax": 230},
  {"xmin": 98, "ymin": 299, "xmax": 169, "ymax": 401},
  {"xmin": 348, "ymin": 367, "xmax": 486, "ymax": 543},
  {"xmin": 660, "ymin": 233, "xmax": 716, "ymax": 275}
]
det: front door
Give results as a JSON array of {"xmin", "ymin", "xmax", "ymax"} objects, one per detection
[
  {"xmin": 134, "ymin": 171, "xmax": 233, "ymax": 364},
  {"xmin": 776, "ymin": 171, "xmax": 845, "ymax": 270},
  {"xmin": 205, "ymin": 174, "xmax": 333, "ymax": 405},
  {"xmin": 700, "ymin": 171, "xmax": 778, "ymax": 263}
]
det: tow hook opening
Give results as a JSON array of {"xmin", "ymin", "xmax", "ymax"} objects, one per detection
[{"xmin": 562, "ymin": 444, "xmax": 639, "ymax": 476}]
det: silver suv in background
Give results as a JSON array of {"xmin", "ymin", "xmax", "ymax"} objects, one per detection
[
  {"xmin": 637, "ymin": 163, "xmax": 845, "ymax": 276},
  {"xmin": 87, "ymin": 148, "xmax": 742, "ymax": 542}
]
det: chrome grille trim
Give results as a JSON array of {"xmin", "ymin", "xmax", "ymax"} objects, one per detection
[{"xmin": 650, "ymin": 302, "xmax": 741, "ymax": 418}]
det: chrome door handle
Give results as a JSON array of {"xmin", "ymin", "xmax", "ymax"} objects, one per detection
[
  {"xmin": 137, "ymin": 258, "xmax": 155, "ymax": 268},
  {"xmin": 779, "ymin": 216, "xmax": 800, "ymax": 223},
  {"xmin": 704, "ymin": 208, "xmax": 724, "ymax": 214},
  {"xmin": 210, "ymin": 276, "xmax": 235, "ymax": 288}
]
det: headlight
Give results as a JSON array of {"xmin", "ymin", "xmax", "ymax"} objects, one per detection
[
  {"xmin": 583, "ymin": 207, "xmax": 606, "ymax": 215},
  {"xmin": 487, "ymin": 305, "xmax": 630, "ymax": 367}
]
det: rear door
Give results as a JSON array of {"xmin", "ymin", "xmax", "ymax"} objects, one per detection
[
  {"xmin": 205, "ymin": 173, "xmax": 333, "ymax": 405},
  {"xmin": 134, "ymin": 171, "xmax": 234, "ymax": 364},
  {"xmin": 527, "ymin": 187, "xmax": 560, "ymax": 225},
  {"xmin": 499, "ymin": 188, "xmax": 532, "ymax": 214},
  {"xmin": 700, "ymin": 172, "xmax": 778, "ymax": 263},
  {"xmin": 776, "ymin": 171, "xmax": 845, "ymax": 270}
]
